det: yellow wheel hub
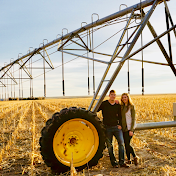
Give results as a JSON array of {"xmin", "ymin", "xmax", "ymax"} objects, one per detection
[{"xmin": 53, "ymin": 118, "xmax": 99, "ymax": 167}]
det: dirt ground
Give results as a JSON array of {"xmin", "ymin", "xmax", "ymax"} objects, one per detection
[{"xmin": 0, "ymin": 128, "xmax": 175, "ymax": 176}]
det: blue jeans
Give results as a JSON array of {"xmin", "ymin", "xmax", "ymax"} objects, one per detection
[{"xmin": 106, "ymin": 126, "xmax": 125, "ymax": 166}]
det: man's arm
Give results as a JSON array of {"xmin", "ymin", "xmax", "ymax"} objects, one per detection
[{"xmin": 97, "ymin": 101, "xmax": 104, "ymax": 112}]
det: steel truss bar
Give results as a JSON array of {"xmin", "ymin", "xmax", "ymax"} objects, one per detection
[
  {"xmin": 58, "ymin": 28, "xmax": 89, "ymax": 51},
  {"xmin": 165, "ymin": 7, "xmax": 172, "ymax": 61},
  {"xmin": 123, "ymin": 23, "xmax": 176, "ymax": 76},
  {"xmin": 58, "ymin": 33, "xmax": 75, "ymax": 50},
  {"xmin": 70, "ymin": 39, "xmax": 89, "ymax": 50},
  {"xmin": 63, "ymin": 49, "xmax": 87, "ymax": 51},
  {"xmin": 91, "ymin": 0, "xmax": 158, "ymax": 113},
  {"xmin": 61, "ymin": 50, "xmax": 109, "ymax": 64},
  {"xmin": 58, "ymin": 32, "xmax": 90, "ymax": 51},
  {"xmin": 25, "ymin": 67, "xmax": 53, "ymax": 69},
  {"xmin": 17, "ymin": 62, "xmax": 33, "ymax": 79},
  {"xmin": 113, "ymin": 56, "xmax": 176, "ymax": 66},
  {"xmin": 76, "ymin": 34, "xmax": 90, "ymax": 51},
  {"xmin": 124, "ymin": 25, "xmax": 176, "ymax": 63},
  {"xmin": 20, "ymin": 59, "xmax": 32, "ymax": 78},
  {"xmin": 19, "ymin": 48, "xmax": 39, "ymax": 69},
  {"xmin": 0, "ymin": 83, "xmax": 17, "ymax": 85},
  {"xmin": 44, "ymin": 48, "xmax": 54, "ymax": 69},
  {"xmin": 145, "ymin": 11, "xmax": 176, "ymax": 76},
  {"xmin": 92, "ymin": 52, "xmax": 176, "ymax": 66},
  {"xmin": 0, "ymin": 81, "xmax": 6, "ymax": 87},
  {"xmin": 38, "ymin": 51, "xmax": 54, "ymax": 69},
  {"xmin": 89, "ymin": 9, "xmax": 135, "ymax": 110},
  {"xmin": 92, "ymin": 51, "xmax": 112, "ymax": 57},
  {"xmin": 93, "ymin": 53, "xmax": 175, "ymax": 66},
  {"xmin": 128, "ymin": 58, "xmax": 175, "ymax": 66},
  {"xmin": 164, "ymin": 0, "xmax": 176, "ymax": 37},
  {"xmin": 0, "ymin": 0, "xmax": 167, "ymax": 73},
  {"xmin": 1, "ymin": 78, "xmax": 18, "ymax": 83},
  {"xmin": 0, "ymin": 78, "xmax": 31, "ymax": 79},
  {"xmin": 1, "ymin": 63, "xmax": 13, "ymax": 79},
  {"xmin": 1, "ymin": 69, "xmax": 17, "ymax": 84},
  {"xmin": 114, "ymin": 24, "xmax": 141, "ymax": 60}
]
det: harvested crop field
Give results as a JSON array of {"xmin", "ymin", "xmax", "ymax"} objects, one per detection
[{"xmin": 0, "ymin": 94, "xmax": 176, "ymax": 175}]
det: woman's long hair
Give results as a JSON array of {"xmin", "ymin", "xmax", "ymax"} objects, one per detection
[{"xmin": 121, "ymin": 93, "xmax": 133, "ymax": 112}]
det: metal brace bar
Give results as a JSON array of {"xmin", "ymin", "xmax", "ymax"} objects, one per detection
[
  {"xmin": 1, "ymin": 64, "xmax": 13, "ymax": 79},
  {"xmin": 62, "ymin": 49, "xmax": 87, "ymax": 51},
  {"xmin": 4, "ymin": 71, "xmax": 17, "ymax": 84},
  {"xmin": 88, "ymin": 9, "xmax": 135, "ymax": 110},
  {"xmin": 58, "ymin": 27, "xmax": 87, "ymax": 51},
  {"xmin": 128, "ymin": 58, "xmax": 174, "ymax": 66},
  {"xmin": 0, "ymin": 80, "xmax": 6, "ymax": 87},
  {"xmin": 70, "ymin": 39, "xmax": 88, "ymax": 50},
  {"xmin": 38, "ymin": 51, "xmax": 54, "ymax": 69},
  {"xmin": 17, "ymin": 62, "xmax": 33, "ymax": 79},
  {"xmin": 61, "ymin": 50, "xmax": 109, "ymax": 64},
  {"xmin": 91, "ymin": 0, "xmax": 158, "ymax": 113},
  {"xmin": 92, "ymin": 51, "xmax": 112, "ymax": 57},
  {"xmin": 20, "ymin": 48, "xmax": 39, "ymax": 69},
  {"xmin": 76, "ymin": 34, "xmax": 90, "ymax": 51},
  {"xmin": 58, "ymin": 33, "xmax": 75, "ymax": 51},
  {"xmin": 0, "ymin": 78, "xmax": 31, "ymax": 79},
  {"xmin": 164, "ymin": 0, "xmax": 176, "ymax": 37},
  {"xmin": 114, "ymin": 24, "xmax": 140, "ymax": 60},
  {"xmin": 165, "ymin": 7, "xmax": 173, "ymax": 61},
  {"xmin": 44, "ymin": 48, "xmax": 54, "ymax": 69},
  {"xmin": 25, "ymin": 67, "xmax": 53, "ymax": 69},
  {"xmin": 0, "ymin": 66, "xmax": 17, "ymax": 84},
  {"xmin": 124, "ymin": 24, "xmax": 176, "ymax": 67},
  {"xmin": 20, "ymin": 59, "xmax": 32, "ymax": 78},
  {"xmin": 124, "ymin": 24, "xmax": 176, "ymax": 58},
  {"xmin": 146, "ymin": 20, "xmax": 176, "ymax": 76}
]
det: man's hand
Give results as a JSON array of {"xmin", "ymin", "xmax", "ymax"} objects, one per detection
[
  {"xmin": 117, "ymin": 125, "xmax": 122, "ymax": 130},
  {"xmin": 129, "ymin": 131, "xmax": 133, "ymax": 136},
  {"xmin": 115, "ymin": 100, "xmax": 119, "ymax": 104}
]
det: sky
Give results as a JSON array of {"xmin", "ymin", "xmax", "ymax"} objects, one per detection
[{"xmin": 0, "ymin": 0, "xmax": 176, "ymax": 98}]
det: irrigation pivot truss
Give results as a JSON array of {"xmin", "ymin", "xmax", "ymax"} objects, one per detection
[{"xmin": 0, "ymin": 0, "xmax": 176, "ymax": 111}]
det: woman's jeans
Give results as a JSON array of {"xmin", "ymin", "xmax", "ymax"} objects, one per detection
[{"xmin": 106, "ymin": 126, "xmax": 125, "ymax": 166}]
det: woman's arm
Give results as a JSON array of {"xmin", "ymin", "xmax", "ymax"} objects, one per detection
[{"xmin": 130, "ymin": 105, "xmax": 136, "ymax": 132}]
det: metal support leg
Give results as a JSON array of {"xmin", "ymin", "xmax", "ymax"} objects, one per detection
[
  {"xmin": 62, "ymin": 41, "xmax": 65, "ymax": 96},
  {"xmin": 43, "ymin": 48, "xmax": 46, "ymax": 98},
  {"xmin": 127, "ymin": 69, "xmax": 130, "ymax": 94},
  {"xmin": 142, "ymin": 68, "xmax": 144, "ymax": 95}
]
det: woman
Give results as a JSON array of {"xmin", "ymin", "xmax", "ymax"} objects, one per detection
[{"xmin": 121, "ymin": 93, "xmax": 138, "ymax": 166}]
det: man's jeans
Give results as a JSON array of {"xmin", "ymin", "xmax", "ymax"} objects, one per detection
[{"xmin": 106, "ymin": 126, "xmax": 125, "ymax": 166}]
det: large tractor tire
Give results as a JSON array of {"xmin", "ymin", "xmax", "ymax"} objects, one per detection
[{"xmin": 39, "ymin": 107, "xmax": 106, "ymax": 174}]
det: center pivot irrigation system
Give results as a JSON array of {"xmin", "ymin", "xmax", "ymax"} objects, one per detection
[{"xmin": 1, "ymin": 0, "xmax": 176, "ymax": 174}]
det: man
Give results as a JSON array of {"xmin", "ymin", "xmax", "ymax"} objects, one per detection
[{"xmin": 97, "ymin": 90, "xmax": 129, "ymax": 168}]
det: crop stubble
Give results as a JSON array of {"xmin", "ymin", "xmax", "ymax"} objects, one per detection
[{"xmin": 0, "ymin": 94, "xmax": 175, "ymax": 175}]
